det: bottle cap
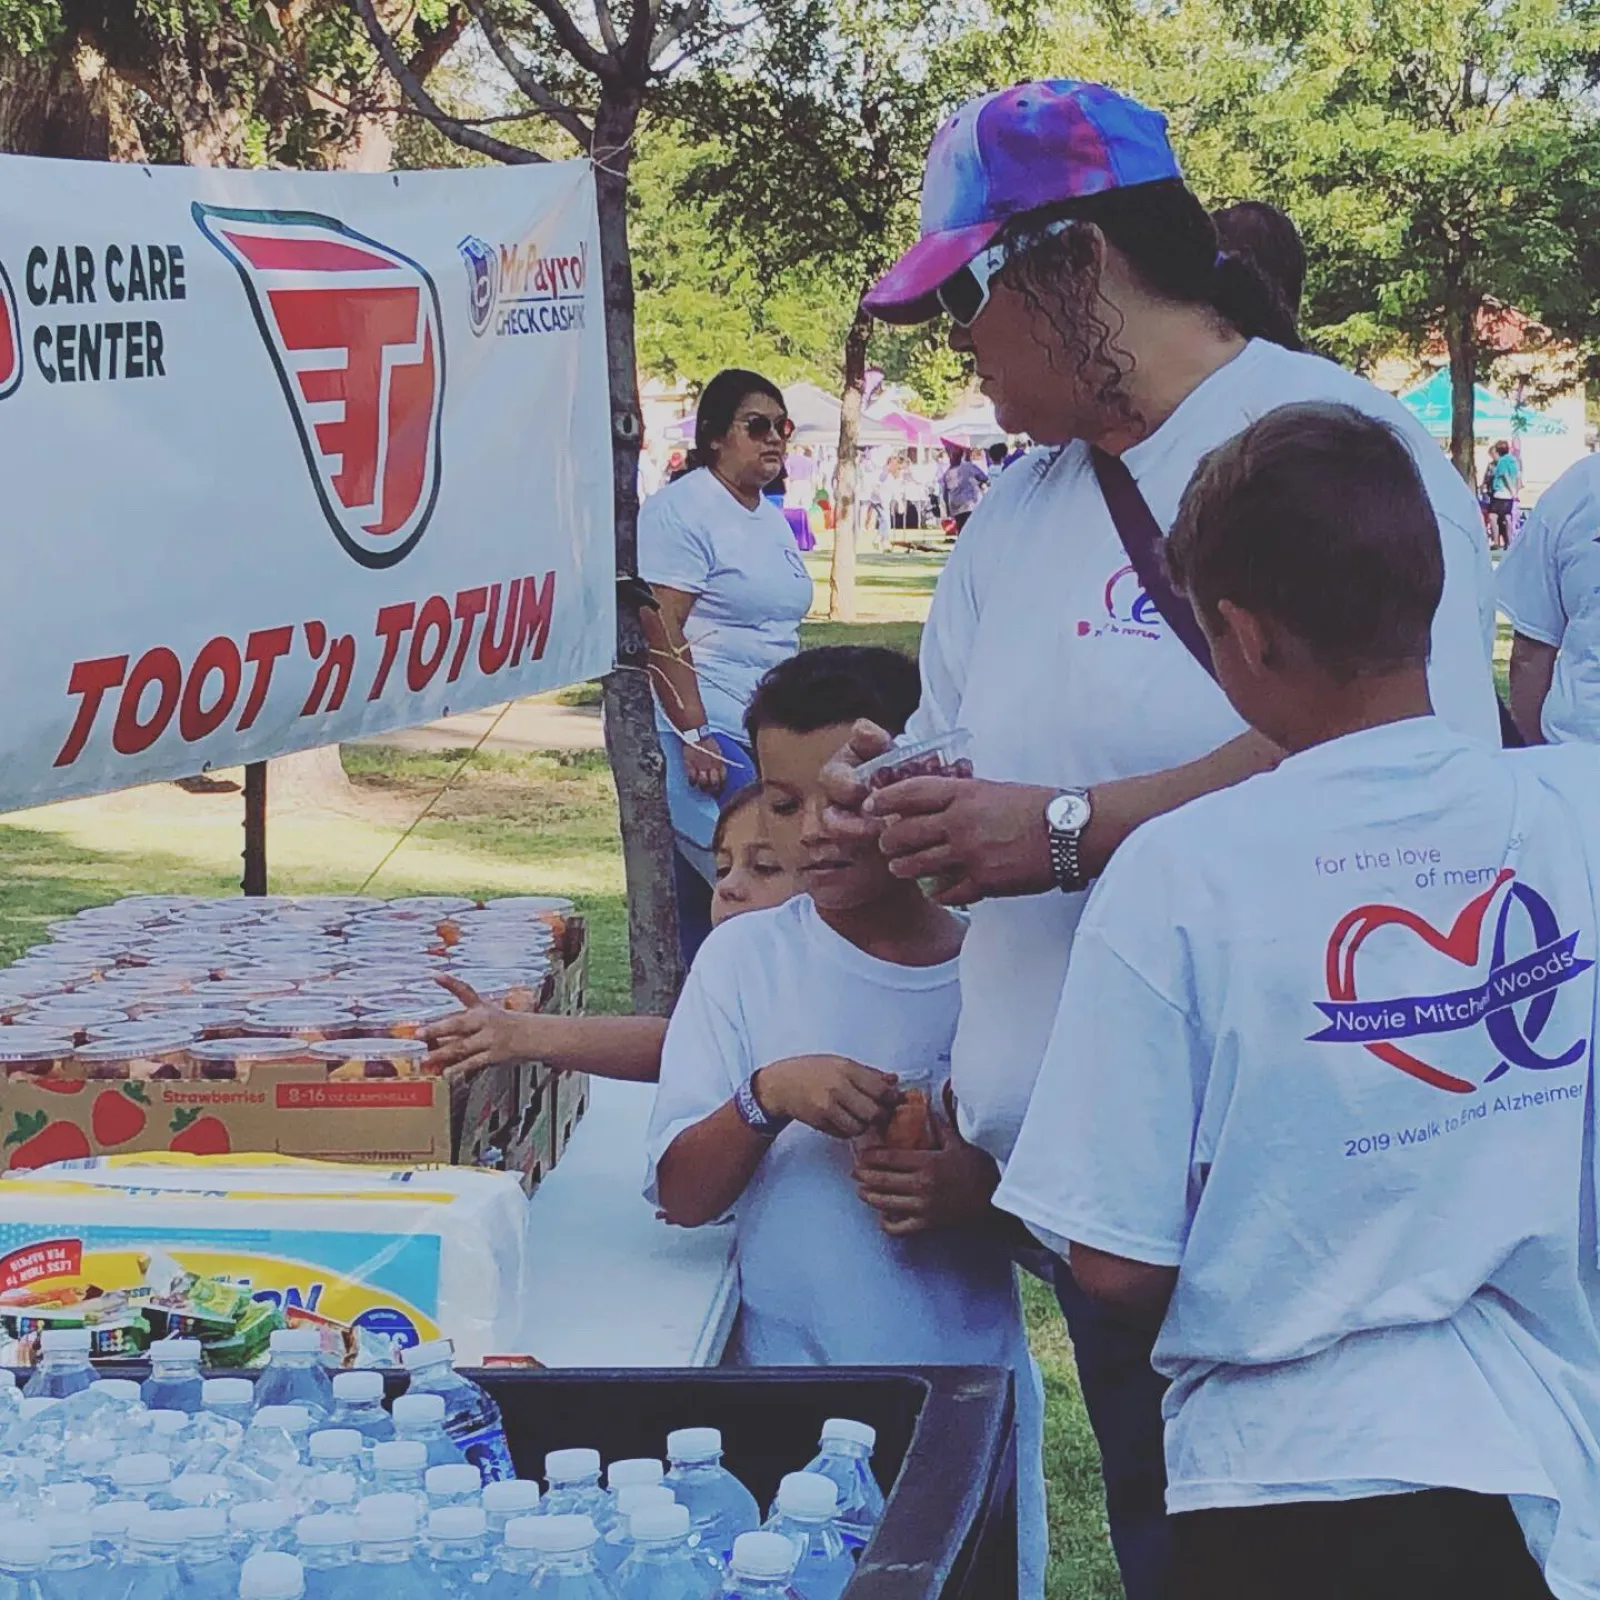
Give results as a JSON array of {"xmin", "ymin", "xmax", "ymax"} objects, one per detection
[
  {"xmin": 426, "ymin": 1464, "xmax": 482, "ymax": 1498},
  {"xmin": 40, "ymin": 1328, "xmax": 91, "ymax": 1354},
  {"xmin": 127, "ymin": 1508, "xmax": 189, "ymax": 1548},
  {"xmin": 171, "ymin": 1474, "xmax": 230, "ymax": 1507},
  {"xmin": 482, "ymin": 1479, "xmax": 542, "ymax": 1515},
  {"xmin": 202, "ymin": 1378, "xmax": 254, "ymax": 1407},
  {"xmin": 45, "ymin": 1481, "xmax": 97, "ymax": 1516},
  {"xmin": 427, "ymin": 1506, "xmax": 488, "ymax": 1540},
  {"xmin": 113, "ymin": 1452, "xmax": 173, "ymax": 1489},
  {"xmin": 306, "ymin": 1471, "xmax": 358, "ymax": 1507},
  {"xmin": 392, "ymin": 1394, "xmax": 446, "ymax": 1428},
  {"xmin": 178, "ymin": 1507, "xmax": 228, "ymax": 1541},
  {"xmin": 89, "ymin": 1378, "xmax": 142, "ymax": 1404},
  {"xmin": 400, "ymin": 1338, "xmax": 454, "ymax": 1371},
  {"xmin": 606, "ymin": 1457, "xmax": 664, "ymax": 1490},
  {"xmin": 331, "ymin": 1370, "xmax": 383, "ymax": 1403},
  {"xmin": 252, "ymin": 1405, "xmax": 312, "ymax": 1434},
  {"xmin": 231, "ymin": 1501, "xmax": 296, "ymax": 1536},
  {"xmin": 357, "ymin": 1497, "xmax": 419, "ymax": 1541},
  {"xmin": 0, "ymin": 1524, "xmax": 50, "ymax": 1569},
  {"xmin": 615, "ymin": 1484, "xmax": 675, "ymax": 1517},
  {"xmin": 90, "ymin": 1503, "xmax": 135, "ymax": 1540},
  {"xmin": 544, "ymin": 1447, "xmax": 601, "ymax": 1483},
  {"xmin": 239, "ymin": 1551, "xmax": 307, "ymax": 1600},
  {"xmin": 308, "ymin": 1429, "xmax": 363, "ymax": 1463},
  {"xmin": 503, "ymin": 1515, "xmax": 546, "ymax": 1551},
  {"xmin": 63, "ymin": 1436, "xmax": 115, "ymax": 1470},
  {"xmin": 665, "ymin": 1427, "xmax": 721, "ymax": 1463},
  {"xmin": 629, "ymin": 1502, "xmax": 692, "ymax": 1542},
  {"xmin": 16, "ymin": 1397, "xmax": 58, "ymax": 1421},
  {"xmin": 777, "ymin": 1471, "xmax": 840, "ymax": 1521},
  {"xmin": 732, "ymin": 1531, "xmax": 799, "ymax": 1579},
  {"xmin": 294, "ymin": 1513, "xmax": 359, "ymax": 1549},
  {"xmin": 147, "ymin": 1409, "xmax": 189, "ymax": 1438},
  {"xmin": 373, "ymin": 1440, "xmax": 427, "ymax": 1473},
  {"xmin": 821, "ymin": 1417, "xmax": 876, "ymax": 1450},
  {"xmin": 36, "ymin": 1515, "xmax": 88, "ymax": 1552},
  {"xmin": 149, "ymin": 1337, "xmax": 202, "ymax": 1362},
  {"xmin": 269, "ymin": 1328, "xmax": 321, "ymax": 1355},
  {"xmin": 521, "ymin": 1513, "xmax": 598, "ymax": 1553}
]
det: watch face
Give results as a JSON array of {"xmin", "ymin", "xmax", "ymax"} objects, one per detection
[{"xmin": 1047, "ymin": 791, "xmax": 1092, "ymax": 834}]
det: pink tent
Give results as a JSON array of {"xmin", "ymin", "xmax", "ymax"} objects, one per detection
[{"xmin": 876, "ymin": 409, "xmax": 937, "ymax": 447}]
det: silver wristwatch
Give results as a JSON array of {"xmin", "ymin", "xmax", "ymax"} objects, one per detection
[{"xmin": 1045, "ymin": 789, "xmax": 1094, "ymax": 893}]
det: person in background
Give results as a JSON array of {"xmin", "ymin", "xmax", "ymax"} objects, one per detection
[
  {"xmin": 648, "ymin": 644, "xmax": 1047, "ymax": 1599},
  {"xmin": 834, "ymin": 78, "xmax": 1499, "ymax": 1600},
  {"xmin": 1210, "ymin": 200, "xmax": 1306, "ymax": 345},
  {"xmin": 996, "ymin": 402, "xmax": 1600, "ymax": 1600},
  {"xmin": 423, "ymin": 782, "xmax": 799, "ymax": 1084},
  {"xmin": 638, "ymin": 368, "xmax": 813, "ymax": 966},
  {"xmin": 1498, "ymin": 451, "xmax": 1600, "ymax": 743},
  {"xmin": 986, "ymin": 441, "xmax": 1009, "ymax": 473},
  {"xmin": 939, "ymin": 442, "xmax": 988, "ymax": 532},
  {"xmin": 1486, "ymin": 439, "xmax": 1522, "ymax": 550}
]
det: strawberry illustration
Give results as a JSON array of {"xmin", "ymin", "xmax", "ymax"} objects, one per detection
[
  {"xmin": 93, "ymin": 1083, "xmax": 150, "ymax": 1147},
  {"xmin": 4, "ymin": 1112, "xmax": 93, "ymax": 1170},
  {"xmin": 168, "ymin": 1109, "xmax": 231, "ymax": 1157},
  {"xmin": 32, "ymin": 1077, "xmax": 86, "ymax": 1096}
]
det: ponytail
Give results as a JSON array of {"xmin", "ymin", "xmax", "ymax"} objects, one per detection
[{"xmin": 1210, "ymin": 249, "xmax": 1303, "ymax": 352}]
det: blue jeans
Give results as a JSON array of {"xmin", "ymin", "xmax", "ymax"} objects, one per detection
[{"xmin": 1054, "ymin": 1259, "xmax": 1172, "ymax": 1600}]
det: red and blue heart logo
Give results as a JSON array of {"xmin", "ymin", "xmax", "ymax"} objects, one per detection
[{"xmin": 1310, "ymin": 870, "xmax": 1590, "ymax": 1094}]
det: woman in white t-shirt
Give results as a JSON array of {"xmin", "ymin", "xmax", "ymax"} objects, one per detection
[
  {"xmin": 639, "ymin": 368, "xmax": 814, "ymax": 963},
  {"xmin": 831, "ymin": 80, "xmax": 1499, "ymax": 1600}
]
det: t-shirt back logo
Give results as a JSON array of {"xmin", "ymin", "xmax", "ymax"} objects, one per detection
[{"xmin": 1308, "ymin": 869, "xmax": 1591, "ymax": 1093}]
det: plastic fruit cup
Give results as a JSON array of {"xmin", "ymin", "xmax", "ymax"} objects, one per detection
[
  {"xmin": 73, "ymin": 1027, "xmax": 198, "ymax": 1082},
  {"xmin": 0, "ymin": 1028, "xmax": 77, "ymax": 1080},
  {"xmin": 186, "ymin": 1035, "xmax": 318, "ymax": 1082},
  {"xmin": 310, "ymin": 1037, "xmax": 431, "ymax": 1080},
  {"xmin": 855, "ymin": 729, "xmax": 976, "ymax": 791}
]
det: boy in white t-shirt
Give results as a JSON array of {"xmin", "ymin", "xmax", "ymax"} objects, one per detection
[
  {"xmin": 646, "ymin": 645, "xmax": 1046, "ymax": 1598},
  {"xmin": 995, "ymin": 401, "xmax": 1600, "ymax": 1600}
]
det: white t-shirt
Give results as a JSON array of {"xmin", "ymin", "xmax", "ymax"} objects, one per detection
[
  {"xmin": 994, "ymin": 718, "xmax": 1600, "ymax": 1595},
  {"xmin": 1497, "ymin": 454, "xmax": 1600, "ymax": 745},
  {"xmin": 909, "ymin": 339, "xmax": 1500, "ymax": 1165},
  {"xmin": 637, "ymin": 467, "xmax": 814, "ymax": 738}
]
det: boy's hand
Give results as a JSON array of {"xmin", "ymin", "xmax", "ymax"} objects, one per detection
[
  {"xmin": 753, "ymin": 1055, "xmax": 899, "ymax": 1140},
  {"xmin": 422, "ymin": 977, "xmax": 536, "ymax": 1080},
  {"xmin": 853, "ymin": 1107, "xmax": 1000, "ymax": 1236},
  {"xmin": 819, "ymin": 720, "xmax": 895, "ymax": 846}
]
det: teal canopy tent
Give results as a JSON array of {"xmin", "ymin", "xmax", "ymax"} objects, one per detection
[{"xmin": 1399, "ymin": 368, "xmax": 1567, "ymax": 439}]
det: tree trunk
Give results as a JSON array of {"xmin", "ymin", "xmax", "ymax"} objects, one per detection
[
  {"xmin": 594, "ymin": 86, "xmax": 684, "ymax": 1014},
  {"xmin": 268, "ymin": 744, "xmax": 355, "ymax": 812},
  {"xmin": 1443, "ymin": 296, "xmax": 1481, "ymax": 486},
  {"xmin": 0, "ymin": 35, "xmax": 145, "ymax": 160},
  {"xmin": 829, "ymin": 302, "xmax": 873, "ymax": 622}
]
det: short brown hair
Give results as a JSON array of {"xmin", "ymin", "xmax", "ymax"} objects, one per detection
[{"xmin": 1167, "ymin": 401, "xmax": 1443, "ymax": 682}]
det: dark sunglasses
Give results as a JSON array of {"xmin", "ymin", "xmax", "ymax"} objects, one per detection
[{"xmin": 740, "ymin": 412, "xmax": 795, "ymax": 442}]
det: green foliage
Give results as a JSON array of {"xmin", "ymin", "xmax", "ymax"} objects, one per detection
[{"xmin": 0, "ymin": 0, "xmax": 62, "ymax": 54}]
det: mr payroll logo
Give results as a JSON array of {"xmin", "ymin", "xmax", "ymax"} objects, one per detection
[
  {"xmin": 1309, "ymin": 869, "xmax": 1592, "ymax": 1095},
  {"xmin": 1076, "ymin": 564, "xmax": 1163, "ymax": 642},
  {"xmin": 0, "ymin": 257, "xmax": 22, "ymax": 399},
  {"xmin": 457, "ymin": 234, "xmax": 589, "ymax": 337},
  {"xmin": 194, "ymin": 204, "xmax": 445, "ymax": 570}
]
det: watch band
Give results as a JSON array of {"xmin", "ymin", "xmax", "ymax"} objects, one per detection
[
  {"xmin": 1048, "ymin": 825, "xmax": 1085, "ymax": 894},
  {"xmin": 687, "ymin": 723, "xmax": 716, "ymax": 745},
  {"xmin": 734, "ymin": 1076, "xmax": 791, "ymax": 1139}
]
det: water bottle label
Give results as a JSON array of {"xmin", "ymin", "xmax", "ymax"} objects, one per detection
[{"xmin": 454, "ymin": 1419, "xmax": 516, "ymax": 1482}]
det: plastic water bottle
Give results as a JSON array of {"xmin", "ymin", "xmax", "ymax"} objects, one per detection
[
  {"xmin": 290, "ymin": 1514, "xmax": 356, "ymax": 1600},
  {"xmin": 201, "ymin": 1383, "xmax": 256, "ymax": 1432},
  {"xmin": 664, "ymin": 1432, "xmax": 759, "ymax": 1566},
  {"xmin": 426, "ymin": 1464, "xmax": 484, "ymax": 1510},
  {"xmin": 327, "ymin": 1375, "xmax": 392, "ymax": 1447},
  {"xmin": 172, "ymin": 1476, "xmax": 235, "ymax": 1512},
  {"xmin": 228, "ymin": 1502, "xmax": 296, "ymax": 1563},
  {"xmin": 111, "ymin": 1453, "xmax": 177, "ymax": 1510},
  {"xmin": 238, "ymin": 1551, "xmax": 305, "ymax": 1600},
  {"xmin": 397, "ymin": 1343, "xmax": 513, "ymax": 1484},
  {"xmin": 112, "ymin": 1507, "xmax": 188, "ymax": 1600},
  {"xmin": 615, "ymin": 1503, "xmax": 722, "ymax": 1600},
  {"xmin": 350, "ymin": 1498, "xmax": 433, "ymax": 1600},
  {"xmin": 719, "ymin": 1534, "xmax": 800, "ymax": 1600},
  {"xmin": 306, "ymin": 1433, "xmax": 366, "ymax": 1485},
  {"xmin": 229, "ymin": 1413, "xmax": 308, "ymax": 1504},
  {"xmin": 22, "ymin": 1330, "xmax": 94, "ymax": 1401},
  {"xmin": 43, "ymin": 1480, "xmax": 98, "ymax": 1518},
  {"xmin": 595, "ymin": 1485, "xmax": 676, "ymax": 1578},
  {"xmin": 603, "ymin": 1460, "xmax": 664, "ymax": 1529},
  {"xmin": 800, "ymin": 1422, "xmax": 883, "ymax": 1555},
  {"xmin": 0, "ymin": 1523, "xmax": 49, "ymax": 1600},
  {"xmin": 252, "ymin": 1335, "xmax": 332, "ymax": 1424},
  {"xmin": 38, "ymin": 1513, "xmax": 99, "ymax": 1600},
  {"xmin": 542, "ymin": 1451, "xmax": 606, "ymax": 1522},
  {"xmin": 369, "ymin": 1443, "xmax": 429, "ymax": 1517},
  {"xmin": 391, "ymin": 1396, "xmax": 466, "ymax": 1470},
  {"xmin": 481, "ymin": 1478, "xmax": 542, "ymax": 1536},
  {"xmin": 760, "ymin": 1476, "xmax": 851, "ymax": 1600},
  {"xmin": 142, "ymin": 1342, "xmax": 205, "ymax": 1417},
  {"xmin": 298, "ymin": 1473, "xmax": 358, "ymax": 1516},
  {"xmin": 145, "ymin": 1413, "xmax": 193, "ymax": 1460},
  {"xmin": 90, "ymin": 1501, "xmax": 135, "ymax": 1565},
  {"xmin": 0, "ymin": 1373, "xmax": 21, "ymax": 1432},
  {"xmin": 483, "ymin": 1515, "xmax": 549, "ymax": 1598},
  {"xmin": 179, "ymin": 1505, "xmax": 241, "ymax": 1600},
  {"xmin": 520, "ymin": 1515, "xmax": 616, "ymax": 1600},
  {"xmin": 61, "ymin": 1437, "xmax": 118, "ymax": 1495},
  {"xmin": 424, "ymin": 1505, "xmax": 494, "ymax": 1598}
]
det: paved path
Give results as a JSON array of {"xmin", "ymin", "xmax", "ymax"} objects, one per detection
[{"xmin": 356, "ymin": 695, "xmax": 606, "ymax": 755}]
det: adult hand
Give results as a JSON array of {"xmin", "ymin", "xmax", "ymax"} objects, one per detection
[
  {"xmin": 866, "ymin": 776, "xmax": 1058, "ymax": 907},
  {"xmin": 422, "ymin": 976, "xmax": 532, "ymax": 1080},
  {"xmin": 819, "ymin": 720, "xmax": 895, "ymax": 846},
  {"xmin": 683, "ymin": 736, "xmax": 728, "ymax": 795},
  {"xmin": 853, "ymin": 1106, "xmax": 1000, "ymax": 1237},
  {"xmin": 753, "ymin": 1055, "xmax": 900, "ymax": 1140}
]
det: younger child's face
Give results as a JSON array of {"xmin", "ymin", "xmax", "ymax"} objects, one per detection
[
  {"xmin": 711, "ymin": 799, "xmax": 797, "ymax": 927},
  {"xmin": 756, "ymin": 722, "xmax": 896, "ymax": 913}
]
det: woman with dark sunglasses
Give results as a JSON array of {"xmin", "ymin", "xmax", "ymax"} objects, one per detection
[
  {"xmin": 640, "ymin": 367, "xmax": 812, "ymax": 965},
  {"xmin": 826, "ymin": 80, "xmax": 1501, "ymax": 1600}
]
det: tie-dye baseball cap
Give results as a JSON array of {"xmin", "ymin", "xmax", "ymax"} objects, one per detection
[{"xmin": 864, "ymin": 80, "xmax": 1182, "ymax": 325}]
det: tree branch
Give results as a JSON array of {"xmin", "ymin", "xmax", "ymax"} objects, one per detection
[
  {"xmin": 405, "ymin": 2, "xmax": 471, "ymax": 81},
  {"xmin": 525, "ymin": 0, "xmax": 615, "ymax": 79},
  {"xmin": 594, "ymin": 0, "xmax": 622, "ymax": 56},
  {"xmin": 648, "ymin": 0, "xmax": 715, "ymax": 67},
  {"xmin": 465, "ymin": 0, "xmax": 595, "ymax": 144},
  {"xmin": 347, "ymin": 0, "xmax": 548, "ymax": 162}
]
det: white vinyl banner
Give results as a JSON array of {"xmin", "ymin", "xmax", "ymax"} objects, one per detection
[{"xmin": 0, "ymin": 154, "xmax": 616, "ymax": 812}]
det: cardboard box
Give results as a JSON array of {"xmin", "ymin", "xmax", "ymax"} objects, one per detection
[{"xmin": 552, "ymin": 1067, "xmax": 590, "ymax": 1167}]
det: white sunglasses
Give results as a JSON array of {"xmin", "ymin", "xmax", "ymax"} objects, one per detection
[{"xmin": 935, "ymin": 219, "xmax": 1076, "ymax": 327}]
